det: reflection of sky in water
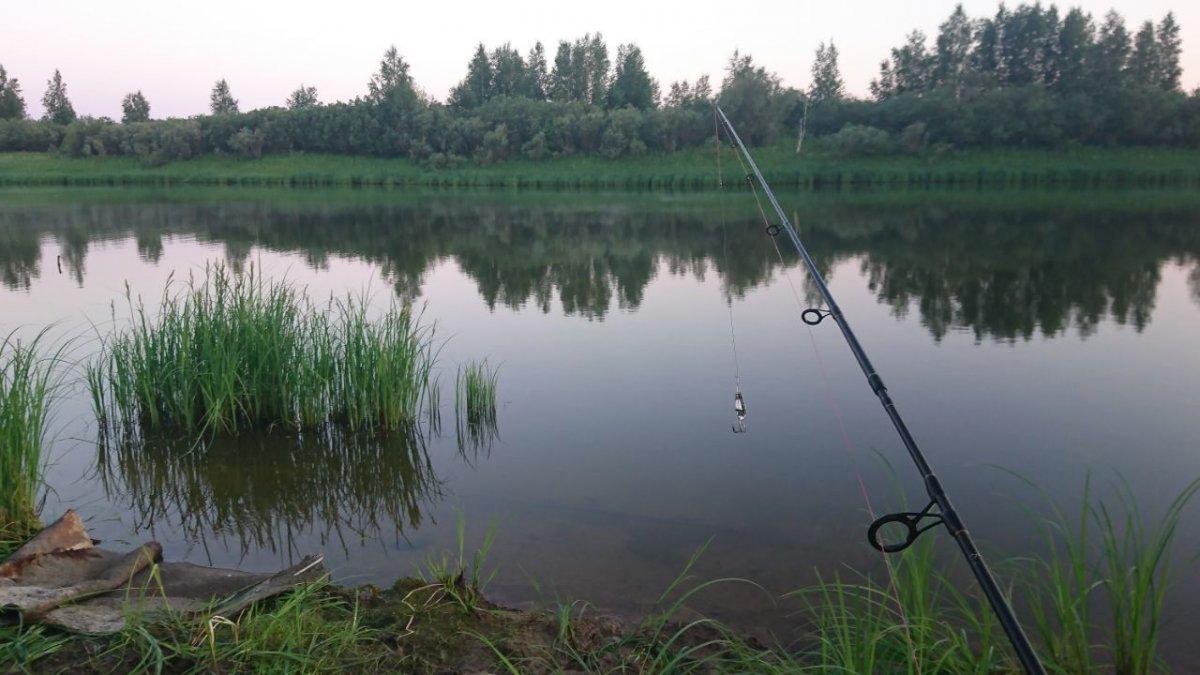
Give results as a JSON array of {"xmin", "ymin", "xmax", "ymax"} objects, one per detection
[{"xmin": 3, "ymin": 198, "xmax": 1200, "ymax": 666}]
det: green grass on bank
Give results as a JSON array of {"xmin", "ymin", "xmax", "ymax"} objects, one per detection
[
  {"xmin": 2, "ymin": 473, "xmax": 1197, "ymax": 673},
  {"xmin": 3, "ymin": 144, "xmax": 1200, "ymax": 190}
]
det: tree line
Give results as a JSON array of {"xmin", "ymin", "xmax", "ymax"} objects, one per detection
[{"xmin": 0, "ymin": 2, "xmax": 1197, "ymax": 166}]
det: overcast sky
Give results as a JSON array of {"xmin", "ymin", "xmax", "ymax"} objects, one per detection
[{"xmin": 4, "ymin": 0, "xmax": 1197, "ymax": 120}]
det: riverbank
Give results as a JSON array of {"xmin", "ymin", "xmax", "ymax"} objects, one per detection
[{"xmin": 3, "ymin": 146, "xmax": 1200, "ymax": 190}]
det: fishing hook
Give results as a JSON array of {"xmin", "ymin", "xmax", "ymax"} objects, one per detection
[{"xmin": 732, "ymin": 391, "xmax": 747, "ymax": 433}]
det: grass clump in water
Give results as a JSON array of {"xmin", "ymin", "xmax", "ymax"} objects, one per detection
[
  {"xmin": 0, "ymin": 329, "xmax": 64, "ymax": 535},
  {"xmin": 455, "ymin": 360, "xmax": 498, "ymax": 454},
  {"xmin": 88, "ymin": 263, "xmax": 438, "ymax": 437}
]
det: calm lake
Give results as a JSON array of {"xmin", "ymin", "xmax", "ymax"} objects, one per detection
[{"xmin": 3, "ymin": 187, "xmax": 1200, "ymax": 665}]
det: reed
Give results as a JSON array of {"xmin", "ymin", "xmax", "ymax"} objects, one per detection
[
  {"xmin": 88, "ymin": 264, "xmax": 439, "ymax": 436},
  {"xmin": 0, "ymin": 329, "xmax": 64, "ymax": 535},
  {"xmin": 454, "ymin": 360, "xmax": 499, "ymax": 455},
  {"xmin": 1014, "ymin": 472, "xmax": 1200, "ymax": 675}
]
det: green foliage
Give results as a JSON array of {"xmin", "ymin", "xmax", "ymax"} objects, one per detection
[
  {"xmin": 719, "ymin": 51, "xmax": 785, "ymax": 145},
  {"xmin": 607, "ymin": 44, "xmax": 658, "ymax": 110},
  {"xmin": 40, "ymin": 69, "xmax": 75, "ymax": 125},
  {"xmin": 0, "ymin": 65, "xmax": 26, "ymax": 120},
  {"xmin": 286, "ymin": 84, "xmax": 318, "ymax": 109},
  {"xmin": 0, "ymin": 329, "xmax": 63, "ymax": 534},
  {"xmin": 548, "ymin": 33, "xmax": 609, "ymax": 105},
  {"xmin": 227, "ymin": 126, "xmax": 265, "ymax": 159},
  {"xmin": 3, "ymin": 8, "xmax": 1198, "ymax": 165},
  {"xmin": 417, "ymin": 513, "xmax": 497, "ymax": 614},
  {"xmin": 455, "ymin": 361, "xmax": 498, "ymax": 455},
  {"xmin": 88, "ymin": 264, "xmax": 439, "ymax": 436},
  {"xmin": 209, "ymin": 78, "xmax": 238, "ymax": 115},
  {"xmin": 824, "ymin": 123, "xmax": 896, "ymax": 157},
  {"xmin": 120, "ymin": 91, "xmax": 150, "ymax": 123},
  {"xmin": 809, "ymin": 41, "xmax": 845, "ymax": 103}
]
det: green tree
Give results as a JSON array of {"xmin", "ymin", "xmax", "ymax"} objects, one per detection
[
  {"xmin": 490, "ymin": 44, "xmax": 527, "ymax": 98},
  {"xmin": 890, "ymin": 31, "xmax": 935, "ymax": 95},
  {"xmin": 1128, "ymin": 21, "xmax": 1160, "ymax": 85},
  {"xmin": 1055, "ymin": 8, "xmax": 1094, "ymax": 92},
  {"xmin": 607, "ymin": 43, "xmax": 657, "ymax": 110},
  {"xmin": 809, "ymin": 41, "xmax": 845, "ymax": 103},
  {"xmin": 0, "ymin": 65, "xmax": 26, "ymax": 119},
  {"xmin": 286, "ymin": 84, "xmax": 318, "ymax": 109},
  {"xmin": 997, "ymin": 3, "xmax": 1058, "ymax": 86},
  {"xmin": 1157, "ymin": 12, "xmax": 1182, "ymax": 91},
  {"xmin": 210, "ymin": 79, "xmax": 239, "ymax": 114},
  {"xmin": 719, "ymin": 51, "xmax": 785, "ymax": 144},
  {"xmin": 934, "ymin": 4, "xmax": 975, "ymax": 99},
  {"xmin": 41, "ymin": 69, "xmax": 76, "ymax": 124},
  {"xmin": 1090, "ymin": 11, "xmax": 1131, "ymax": 90},
  {"xmin": 547, "ymin": 34, "xmax": 609, "ymax": 105},
  {"xmin": 524, "ymin": 42, "xmax": 549, "ymax": 100},
  {"xmin": 547, "ymin": 41, "xmax": 574, "ymax": 102},
  {"xmin": 972, "ymin": 9, "xmax": 1004, "ymax": 84},
  {"xmin": 367, "ymin": 45, "xmax": 417, "ymax": 106},
  {"xmin": 121, "ymin": 91, "xmax": 150, "ymax": 123},
  {"xmin": 581, "ymin": 33, "xmax": 610, "ymax": 106},
  {"xmin": 666, "ymin": 75, "xmax": 712, "ymax": 109},
  {"xmin": 450, "ymin": 44, "xmax": 493, "ymax": 108},
  {"xmin": 870, "ymin": 61, "xmax": 895, "ymax": 100}
]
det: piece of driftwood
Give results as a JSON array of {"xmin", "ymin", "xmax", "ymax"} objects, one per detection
[{"xmin": 0, "ymin": 510, "xmax": 324, "ymax": 633}]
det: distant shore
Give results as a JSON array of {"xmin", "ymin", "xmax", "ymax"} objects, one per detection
[{"xmin": 3, "ymin": 146, "xmax": 1200, "ymax": 190}]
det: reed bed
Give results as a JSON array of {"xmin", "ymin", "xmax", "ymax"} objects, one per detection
[
  {"xmin": 0, "ymin": 329, "xmax": 63, "ymax": 535},
  {"xmin": 88, "ymin": 264, "xmax": 438, "ymax": 437}
]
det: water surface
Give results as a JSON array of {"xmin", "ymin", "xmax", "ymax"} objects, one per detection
[{"xmin": 3, "ymin": 187, "xmax": 1200, "ymax": 664}]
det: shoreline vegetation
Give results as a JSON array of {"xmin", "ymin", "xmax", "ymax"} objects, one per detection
[
  {"xmin": 2, "ymin": 474, "xmax": 1197, "ymax": 673},
  {"xmin": 3, "ymin": 146, "xmax": 1200, "ymax": 190}
]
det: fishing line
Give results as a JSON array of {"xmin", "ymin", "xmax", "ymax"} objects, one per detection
[
  {"xmin": 715, "ymin": 110, "xmax": 747, "ymax": 434},
  {"xmin": 718, "ymin": 123, "xmax": 917, "ymax": 665}
]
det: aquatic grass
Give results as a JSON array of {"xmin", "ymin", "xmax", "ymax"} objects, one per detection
[
  {"xmin": 454, "ymin": 359, "xmax": 499, "ymax": 455},
  {"xmin": 416, "ymin": 512, "xmax": 497, "ymax": 614},
  {"xmin": 0, "ymin": 328, "xmax": 66, "ymax": 534},
  {"xmin": 88, "ymin": 263, "xmax": 440, "ymax": 437},
  {"xmin": 1000, "ymin": 470, "xmax": 1200, "ymax": 674},
  {"xmin": 789, "ymin": 537, "xmax": 1003, "ymax": 675}
]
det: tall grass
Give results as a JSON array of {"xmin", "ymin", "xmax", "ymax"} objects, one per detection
[
  {"xmin": 1015, "ymin": 473, "xmax": 1200, "ymax": 675},
  {"xmin": 791, "ymin": 537, "xmax": 1004, "ymax": 674},
  {"xmin": 455, "ymin": 359, "xmax": 499, "ymax": 454},
  {"xmin": 88, "ymin": 264, "xmax": 438, "ymax": 436},
  {"xmin": 0, "ymin": 329, "xmax": 64, "ymax": 535}
]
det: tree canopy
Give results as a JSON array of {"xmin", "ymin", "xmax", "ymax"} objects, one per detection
[
  {"xmin": 121, "ymin": 91, "xmax": 151, "ymax": 123},
  {"xmin": 41, "ymin": 70, "xmax": 75, "ymax": 125},
  {"xmin": 210, "ymin": 79, "xmax": 238, "ymax": 115},
  {"xmin": 0, "ymin": 65, "xmax": 26, "ymax": 120}
]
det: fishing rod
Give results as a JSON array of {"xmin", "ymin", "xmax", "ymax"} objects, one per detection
[{"xmin": 714, "ymin": 106, "xmax": 1046, "ymax": 675}]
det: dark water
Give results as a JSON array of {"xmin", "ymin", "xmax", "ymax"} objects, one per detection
[{"xmin": 3, "ymin": 187, "xmax": 1200, "ymax": 664}]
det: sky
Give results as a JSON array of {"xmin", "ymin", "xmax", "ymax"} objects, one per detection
[{"xmin": 4, "ymin": 0, "xmax": 1198, "ymax": 120}]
